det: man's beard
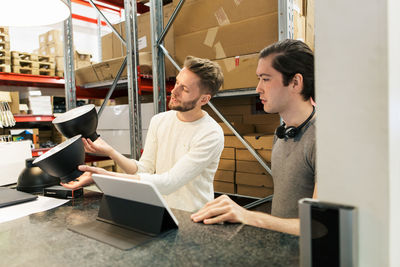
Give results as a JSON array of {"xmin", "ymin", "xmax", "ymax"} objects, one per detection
[{"xmin": 168, "ymin": 96, "xmax": 200, "ymax": 112}]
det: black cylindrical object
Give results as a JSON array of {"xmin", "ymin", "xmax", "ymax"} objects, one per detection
[
  {"xmin": 33, "ymin": 135, "xmax": 85, "ymax": 183},
  {"xmin": 52, "ymin": 104, "xmax": 99, "ymax": 142},
  {"xmin": 16, "ymin": 158, "xmax": 60, "ymax": 193}
]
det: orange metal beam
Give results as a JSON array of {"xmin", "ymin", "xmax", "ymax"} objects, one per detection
[{"xmin": 72, "ymin": 13, "xmax": 107, "ymax": 25}]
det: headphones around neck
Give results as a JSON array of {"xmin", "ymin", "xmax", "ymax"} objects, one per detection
[{"xmin": 276, "ymin": 106, "xmax": 315, "ymax": 139}]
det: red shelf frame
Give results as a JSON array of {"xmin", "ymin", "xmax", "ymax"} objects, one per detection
[
  {"xmin": 14, "ymin": 115, "xmax": 55, "ymax": 122},
  {"xmin": 0, "ymin": 72, "xmax": 65, "ymax": 88}
]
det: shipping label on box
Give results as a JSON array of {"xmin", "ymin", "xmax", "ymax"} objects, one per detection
[{"xmin": 214, "ymin": 53, "xmax": 259, "ymax": 90}]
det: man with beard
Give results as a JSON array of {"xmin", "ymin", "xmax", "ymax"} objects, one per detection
[{"xmin": 62, "ymin": 56, "xmax": 225, "ymax": 212}]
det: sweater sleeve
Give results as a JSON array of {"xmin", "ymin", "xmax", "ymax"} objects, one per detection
[{"xmin": 139, "ymin": 129, "xmax": 224, "ymax": 195}]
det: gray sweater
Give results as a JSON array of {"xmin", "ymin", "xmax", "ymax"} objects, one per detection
[{"xmin": 271, "ymin": 117, "xmax": 316, "ymax": 218}]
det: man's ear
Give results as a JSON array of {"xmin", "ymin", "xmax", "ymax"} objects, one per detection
[
  {"xmin": 200, "ymin": 94, "xmax": 212, "ymax": 106},
  {"xmin": 291, "ymin": 73, "xmax": 304, "ymax": 94}
]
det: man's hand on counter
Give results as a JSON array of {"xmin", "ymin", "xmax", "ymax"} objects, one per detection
[{"xmin": 191, "ymin": 195, "xmax": 250, "ymax": 225}]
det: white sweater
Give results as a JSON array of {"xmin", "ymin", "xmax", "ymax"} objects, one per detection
[{"xmin": 135, "ymin": 110, "xmax": 224, "ymax": 212}]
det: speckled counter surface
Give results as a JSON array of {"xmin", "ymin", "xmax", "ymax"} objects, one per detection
[{"xmin": 0, "ymin": 191, "xmax": 299, "ymax": 267}]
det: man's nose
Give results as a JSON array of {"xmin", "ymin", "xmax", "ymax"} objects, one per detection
[{"xmin": 255, "ymin": 80, "xmax": 263, "ymax": 93}]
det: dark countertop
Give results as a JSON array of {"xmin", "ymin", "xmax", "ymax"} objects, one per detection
[{"xmin": 0, "ymin": 191, "xmax": 299, "ymax": 266}]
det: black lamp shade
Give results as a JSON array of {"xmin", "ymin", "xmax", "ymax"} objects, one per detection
[
  {"xmin": 33, "ymin": 135, "xmax": 85, "ymax": 183},
  {"xmin": 52, "ymin": 104, "xmax": 99, "ymax": 142},
  {"xmin": 17, "ymin": 158, "xmax": 60, "ymax": 193}
]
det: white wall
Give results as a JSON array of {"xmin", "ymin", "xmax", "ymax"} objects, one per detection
[
  {"xmin": 388, "ymin": 0, "xmax": 400, "ymax": 265},
  {"xmin": 8, "ymin": 2, "xmax": 122, "ymax": 63},
  {"xmin": 316, "ymin": 0, "xmax": 400, "ymax": 266}
]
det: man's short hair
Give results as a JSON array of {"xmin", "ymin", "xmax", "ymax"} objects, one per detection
[
  {"xmin": 183, "ymin": 56, "xmax": 224, "ymax": 97},
  {"xmin": 259, "ymin": 39, "xmax": 314, "ymax": 101}
]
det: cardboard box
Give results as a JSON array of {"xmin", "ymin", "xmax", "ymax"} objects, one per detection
[
  {"xmin": 218, "ymin": 122, "xmax": 254, "ymax": 136},
  {"xmin": 305, "ymin": 0, "xmax": 315, "ymax": 50},
  {"xmin": 175, "ymin": 13, "xmax": 278, "ymax": 64},
  {"xmin": 254, "ymin": 123, "xmax": 279, "ymax": 135},
  {"xmin": 211, "ymin": 96, "xmax": 255, "ymax": 106},
  {"xmin": 214, "ymin": 104, "xmax": 253, "ymax": 115},
  {"xmin": 101, "ymin": 33, "xmax": 113, "ymax": 61},
  {"xmin": 214, "ymin": 180, "xmax": 235, "ymax": 194},
  {"xmin": 243, "ymin": 113, "xmax": 280, "ymax": 125},
  {"xmin": 214, "ymin": 169, "xmax": 235, "ymax": 183},
  {"xmin": 47, "ymin": 29, "xmax": 62, "ymax": 44},
  {"xmin": 224, "ymin": 135, "xmax": 245, "ymax": 148},
  {"xmin": 218, "ymin": 159, "xmax": 235, "ymax": 171},
  {"xmin": 103, "ymin": 3, "xmax": 176, "ymax": 78},
  {"xmin": 75, "ymin": 51, "xmax": 92, "ymax": 69},
  {"xmin": 46, "ymin": 42, "xmax": 63, "ymax": 57},
  {"xmin": 244, "ymin": 133, "xmax": 274, "ymax": 150},
  {"xmin": 237, "ymin": 184, "xmax": 273, "ymax": 198},
  {"xmin": 236, "ymin": 172, "xmax": 273, "ymax": 187},
  {"xmin": 55, "ymin": 56, "xmax": 64, "ymax": 71},
  {"xmin": 214, "ymin": 53, "xmax": 260, "ymax": 90},
  {"xmin": 293, "ymin": 10, "xmax": 306, "ymax": 42},
  {"xmin": 220, "ymin": 147, "xmax": 235, "ymax": 159},
  {"xmin": 173, "ymin": 0, "xmax": 278, "ymax": 36},
  {"xmin": 236, "ymin": 148, "xmax": 271, "ymax": 162},
  {"xmin": 236, "ymin": 160, "xmax": 270, "ymax": 175}
]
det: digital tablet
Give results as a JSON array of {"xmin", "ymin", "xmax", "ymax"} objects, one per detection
[
  {"xmin": 91, "ymin": 174, "xmax": 179, "ymax": 227},
  {"xmin": 0, "ymin": 187, "xmax": 38, "ymax": 208}
]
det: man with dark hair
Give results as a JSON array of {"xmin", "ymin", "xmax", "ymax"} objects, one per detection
[
  {"xmin": 191, "ymin": 39, "xmax": 316, "ymax": 235},
  {"xmin": 62, "ymin": 56, "xmax": 225, "ymax": 212}
]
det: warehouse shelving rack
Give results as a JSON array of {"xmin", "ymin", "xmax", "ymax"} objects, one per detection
[
  {"xmin": 148, "ymin": 0, "xmax": 293, "ymax": 205},
  {"xmin": 62, "ymin": 0, "xmax": 293, "ymax": 204}
]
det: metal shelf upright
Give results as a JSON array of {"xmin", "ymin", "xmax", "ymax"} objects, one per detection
[
  {"xmin": 64, "ymin": 0, "xmax": 142, "ymax": 160},
  {"xmin": 149, "ymin": 0, "xmax": 293, "ymax": 203}
]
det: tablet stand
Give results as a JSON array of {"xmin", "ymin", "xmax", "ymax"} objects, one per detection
[{"xmin": 69, "ymin": 194, "xmax": 178, "ymax": 250}]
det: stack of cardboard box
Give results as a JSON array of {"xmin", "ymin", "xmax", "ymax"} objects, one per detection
[
  {"xmin": 204, "ymin": 97, "xmax": 280, "ymax": 198},
  {"xmin": 37, "ymin": 29, "xmax": 92, "ymax": 77},
  {"xmin": 0, "ymin": 26, "xmax": 10, "ymax": 73},
  {"xmin": 293, "ymin": 0, "xmax": 314, "ymax": 50},
  {"xmin": 99, "ymin": 3, "xmax": 176, "ymax": 79},
  {"xmin": 173, "ymin": 0, "xmax": 278, "ymax": 91}
]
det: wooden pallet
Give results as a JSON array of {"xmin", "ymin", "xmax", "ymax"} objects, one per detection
[
  {"xmin": 56, "ymin": 70, "xmax": 64, "ymax": 77},
  {"xmin": 0, "ymin": 57, "xmax": 11, "ymax": 65},
  {"xmin": 12, "ymin": 58, "xmax": 39, "ymax": 68},
  {"xmin": 0, "ymin": 50, "xmax": 10, "ymax": 57},
  {"xmin": 0, "ymin": 42, "xmax": 10, "ymax": 51},
  {"xmin": 38, "ymin": 55, "xmax": 55, "ymax": 63},
  {"xmin": 39, "ymin": 69, "xmax": 55, "ymax": 76},
  {"xmin": 38, "ymin": 62, "xmax": 55, "ymax": 70},
  {"xmin": 0, "ymin": 64, "xmax": 11, "ymax": 72},
  {"xmin": 0, "ymin": 27, "xmax": 9, "ymax": 35},
  {"xmin": 0, "ymin": 34, "xmax": 9, "ymax": 43},
  {"xmin": 12, "ymin": 66, "xmax": 39, "ymax": 75},
  {"xmin": 11, "ymin": 51, "xmax": 39, "ymax": 61}
]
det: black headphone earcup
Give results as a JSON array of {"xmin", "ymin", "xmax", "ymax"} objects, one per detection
[
  {"xmin": 285, "ymin": 126, "xmax": 298, "ymax": 138},
  {"xmin": 276, "ymin": 125, "xmax": 286, "ymax": 139}
]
